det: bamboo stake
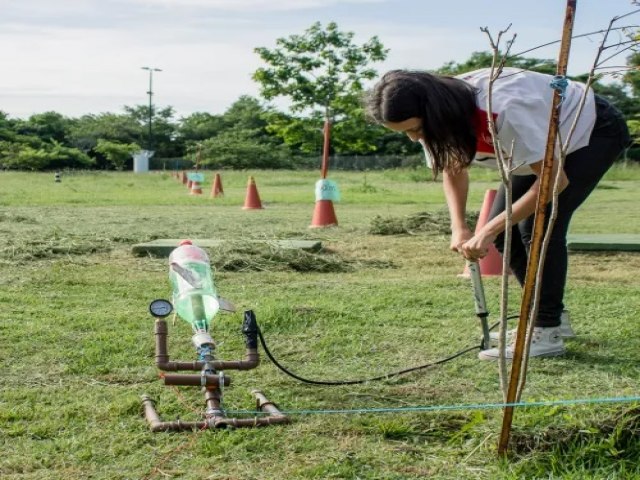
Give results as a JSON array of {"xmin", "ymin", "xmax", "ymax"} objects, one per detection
[{"xmin": 497, "ymin": 0, "xmax": 578, "ymax": 455}]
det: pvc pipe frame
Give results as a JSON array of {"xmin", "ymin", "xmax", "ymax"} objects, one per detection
[
  {"xmin": 141, "ymin": 390, "xmax": 290, "ymax": 432},
  {"xmin": 141, "ymin": 319, "xmax": 290, "ymax": 431},
  {"xmin": 153, "ymin": 319, "xmax": 260, "ymax": 372}
]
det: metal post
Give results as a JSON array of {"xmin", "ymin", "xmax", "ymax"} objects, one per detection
[
  {"xmin": 141, "ymin": 66, "xmax": 162, "ymax": 151},
  {"xmin": 468, "ymin": 261, "xmax": 491, "ymax": 350},
  {"xmin": 498, "ymin": 0, "xmax": 578, "ymax": 455}
]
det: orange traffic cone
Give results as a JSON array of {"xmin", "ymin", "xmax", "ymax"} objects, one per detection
[
  {"xmin": 181, "ymin": 171, "xmax": 187, "ymax": 185},
  {"xmin": 242, "ymin": 176, "xmax": 263, "ymax": 209},
  {"xmin": 190, "ymin": 179, "xmax": 203, "ymax": 195},
  {"xmin": 310, "ymin": 200, "xmax": 338, "ymax": 228},
  {"xmin": 460, "ymin": 189, "xmax": 506, "ymax": 277},
  {"xmin": 210, "ymin": 173, "xmax": 224, "ymax": 198}
]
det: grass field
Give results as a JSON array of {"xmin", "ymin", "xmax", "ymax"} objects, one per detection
[{"xmin": 1, "ymin": 165, "xmax": 639, "ymax": 479}]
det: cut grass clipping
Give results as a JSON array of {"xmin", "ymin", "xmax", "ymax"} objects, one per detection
[
  {"xmin": 210, "ymin": 242, "xmax": 395, "ymax": 273},
  {"xmin": 369, "ymin": 210, "xmax": 479, "ymax": 236}
]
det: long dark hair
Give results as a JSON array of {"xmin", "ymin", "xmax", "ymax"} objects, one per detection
[{"xmin": 366, "ymin": 70, "xmax": 477, "ymax": 175}]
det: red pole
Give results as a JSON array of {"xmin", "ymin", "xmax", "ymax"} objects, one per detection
[{"xmin": 321, "ymin": 118, "xmax": 330, "ymax": 179}]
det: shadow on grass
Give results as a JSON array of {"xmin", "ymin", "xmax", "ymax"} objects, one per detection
[{"xmin": 565, "ymin": 342, "xmax": 640, "ymax": 373}]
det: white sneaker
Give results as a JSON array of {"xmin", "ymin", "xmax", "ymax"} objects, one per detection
[
  {"xmin": 489, "ymin": 310, "xmax": 575, "ymax": 342},
  {"xmin": 479, "ymin": 326, "xmax": 566, "ymax": 361}
]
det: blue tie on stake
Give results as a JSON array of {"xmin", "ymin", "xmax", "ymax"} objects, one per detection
[
  {"xmin": 550, "ymin": 75, "xmax": 569, "ymax": 107},
  {"xmin": 314, "ymin": 179, "xmax": 340, "ymax": 202},
  {"xmin": 187, "ymin": 172, "xmax": 205, "ymax": 183}
]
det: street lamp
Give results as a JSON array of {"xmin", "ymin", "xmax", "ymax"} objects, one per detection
[{"xmin": 141, "ymin": 66, "xmax": 162, "ymax": 151}]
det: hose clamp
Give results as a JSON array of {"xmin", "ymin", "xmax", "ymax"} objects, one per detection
[{"xmin": 218, "ymin": 371, "xmax": 225, "ymax": 411}]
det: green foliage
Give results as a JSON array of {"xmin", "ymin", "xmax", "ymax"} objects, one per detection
[
  {"xmin": 253, "ymin": 21, "xmax": 388, "ymax": 154},
  {"xmin": 94, "ymin": 139, "xmax": 141, "ymax": 170},
  {"xmin": 0, "ymin": 111, "xmax": 19, "ymax": 142},
  {"xmin": 68, "ymin": 113, "xmax": 143, "ymax": 152},
  {"xmin": 0, "ymin": 111, "xmax": 93, "ymax": 170},
  {"xmin": 263, "ymin": 110, "xmax": 335, "ymax": 155},
  {"xmin": 189, "ymin": 96, "xmax": 293, "ymax": 168},
  {"xmin": 123, "ymin": 105, "xmax": 179, "ymax": 156},
  {"xmin": 13, "ymin": 111, "xmax": 73, "ymax": 144},
  {"xmin": 222, "ymin": 95, "xmax": 270, "ymax": 130},
  {"xmin": 623, "ymin": 51, "xmax": 640, "ymax": 99},
  {"xmin": 0, "ymin": 140, "xmax": 93, "ymax": 170},
  {"xmin": 176, "ymin": 111, "xmax": 225, "ymax": 146},
  {"xmin": 199, "ymin": 127, "xmax": 292, "ymax": 169}
]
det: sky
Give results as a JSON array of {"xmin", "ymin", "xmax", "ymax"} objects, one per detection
[{"xmin": 1, "ymin": 0, "xmax": 638, "ymax": 120}]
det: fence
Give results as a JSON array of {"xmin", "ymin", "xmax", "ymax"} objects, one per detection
[{"xmin": 152, "ymin": 154, "xmax": 425, "ymax": 172}]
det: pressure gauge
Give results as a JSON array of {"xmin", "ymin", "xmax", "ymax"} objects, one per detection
[{"xmin": 149, "ymin": 299, "xmax": 173, "ymax": 318}]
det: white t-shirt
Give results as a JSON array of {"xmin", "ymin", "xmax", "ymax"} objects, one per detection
[{"xmin": 456, "ymin": 67, "xmax": 596, "ymax": 176}]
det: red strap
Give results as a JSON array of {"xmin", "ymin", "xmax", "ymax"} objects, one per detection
[{"xmin": 474, "ymin": 109, "xmax": 497, "ymax": 155}]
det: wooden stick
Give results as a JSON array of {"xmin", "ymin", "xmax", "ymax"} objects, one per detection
[{"xmin": 497, "ymin": 0, "xmax": 578, "ymax": 455}]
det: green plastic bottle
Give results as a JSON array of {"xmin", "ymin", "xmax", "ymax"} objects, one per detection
[{"xmin": 168, "ymin": 240, "xmax": 219, "ymax": 332}]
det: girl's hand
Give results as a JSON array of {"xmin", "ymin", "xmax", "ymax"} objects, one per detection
[
  {"xmin": 460, "ymin": 231, "xmax": 497, "ymax": 262},
  {"xmin": 450, "ymin": 226, "xmax": 474, "ymax": 254}
]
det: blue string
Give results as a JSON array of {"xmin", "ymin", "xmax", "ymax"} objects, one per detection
[
  {"xmin": 550, "ymin": 75, "xmax": 569, "ymax": 106},
  {"xmin": 222, "ymin": 395, "xmax": 640, "ymax": 416}
]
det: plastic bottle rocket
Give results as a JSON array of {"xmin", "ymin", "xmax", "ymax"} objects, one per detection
[{"xmin": 168, "ymin": 240, "xmax": 219, "ymax": 332}]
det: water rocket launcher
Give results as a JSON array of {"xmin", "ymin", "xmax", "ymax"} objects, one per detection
[{"xmin": 141, "ymin": 243, "xmax": 289, "ymax": 431}]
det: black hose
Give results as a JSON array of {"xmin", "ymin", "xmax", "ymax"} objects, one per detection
[
  {"xmin": 256, "ymin": 327, "xmax": 481, "ymax": 386},
  {"xmin": 253, "ymin": 314, "xmax": 520, "ymax": 386}
]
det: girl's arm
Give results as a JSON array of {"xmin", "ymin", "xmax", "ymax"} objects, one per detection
[
  {"xmin": 443, "ymin": 168, "xmax": 473, "ymax": 252},
  {"xmin": 461, "ymin": 160, "xmax": 569, "ymax": 260}
]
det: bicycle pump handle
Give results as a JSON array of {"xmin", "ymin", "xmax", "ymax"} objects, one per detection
[{"xmin": 467, "ymin": 261, "xmax": 491, "ymax": 349}]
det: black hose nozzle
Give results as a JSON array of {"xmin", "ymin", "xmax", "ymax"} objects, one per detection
[{"xmin": 242, "ymin": 310, "xmax": 259, "ymax": 349}]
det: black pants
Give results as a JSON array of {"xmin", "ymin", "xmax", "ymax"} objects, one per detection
[{"xmin": 489, "ymin": 95, "xmax": 631, "ymax": 327}]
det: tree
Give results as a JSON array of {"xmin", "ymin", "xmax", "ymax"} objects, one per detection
[
  {"xmin": 198, "ymin": 128, "xmax": 292, "ymax": 169},
  {"xmin": 0, "ymin": 111, "xmax": 17, "ymax": 142},
  {"xmin": 194, "ymin": 96, "xmax": 292, "ymax": 168},
  {"xmin": 623, "ymin": 51, "xmax": 640, "ymax": 100},
  {"xmin": 68, "ymin": 113, "xmax": 143, "ymax": 152},
  {"xmin": 176, "ymin": 112, "xmax": 225, "ymax": 147},
  {"xmin": 123, "ymin": 105, "xmax": 179, "ymax": 157},
  {"xmin": 14, "ymin": 111, "xmax": 74, "ymax": 145},
  {"xmin": 222, "ymin": 95, "xmax": 270, "ymax": 131},
  {"xmin": 0, "ymin": 141, "xmax": 93, "ymax": 170},
  {"xmin": 94, "ymin": 139, "xmax": 141, "ymax": 170},
  {"xmin": 253, "ymin": 21, "xmax": 388, "ymax": 154}
]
